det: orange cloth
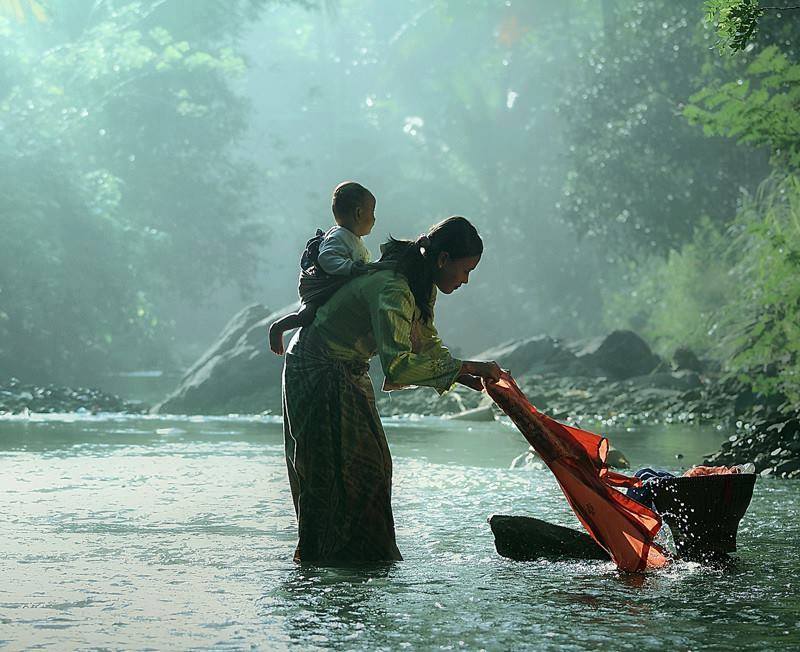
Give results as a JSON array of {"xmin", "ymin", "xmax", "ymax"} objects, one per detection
[{"xmin": 486, "ymin": 372, "xmax": 669, "ymax": 572}]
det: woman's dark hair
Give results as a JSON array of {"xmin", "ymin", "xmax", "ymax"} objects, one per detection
[{"xmin": 379, "ymin": 216, "xmax": 483, "ymax": 322}]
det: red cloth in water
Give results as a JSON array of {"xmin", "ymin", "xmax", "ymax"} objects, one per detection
[{"xmin": 486, "ymin": 372, "xmax": 669, "ymax": 572}]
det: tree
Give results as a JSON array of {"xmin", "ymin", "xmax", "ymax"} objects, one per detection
[
  {"xmin": 0, "ymin": 1, "xmax": 287, "ymax": 382},
  {"xmin": 685, "ymin": 45, "xmax": 800, "ymax": 171},
  {"xmin": 704, "ymin": 0, "xmax": 800, "ymax": 53},
  {"xmin": 557, "ymin": 0, "xmax": 770, "ymax": 254}
]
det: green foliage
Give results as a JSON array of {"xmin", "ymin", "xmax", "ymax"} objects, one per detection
[
  {"xmin": 722, "ymin": 175, "xmax": 800, "ymax": 407},
  {"xmin": 704, "ymin": 0, "xmax": 763, "ymax": 52},
  {"xmin": 0, "ymin": 2, "xmax": 268, "ymax": 382},
  {"xmin": 603, "ymin": 219, "xmax": 736, "ymax": 355},
  {"xmin": 704, "ymin": 0, "xmax": 800, "ymax": 53},
  {"xmin": 607, "ymin": 1, "xmax": 800, "ymax": 409},
  {"xmin": 558, "ymin": 0, "xmax": 769, "ymax": 253},
  {"xmin": 606, "ymin": 175, "xmax": 800, "ymax": 410},
  {"xmin": 685, "ymin": 45, "xmax": 800, "ymax": 170}
]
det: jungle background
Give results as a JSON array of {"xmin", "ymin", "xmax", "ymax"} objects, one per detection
[{"xmin": 1, "ymin": 0, "xmax": 798, "ymax": 413}]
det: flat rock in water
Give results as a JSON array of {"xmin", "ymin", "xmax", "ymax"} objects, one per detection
[{"xmin": 488, "ymin": 515, "xmax": 609, "ymax": 561}]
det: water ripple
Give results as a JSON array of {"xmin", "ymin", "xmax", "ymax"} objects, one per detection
[{"xmin": 0, "ymin": 417, "xmax": 797, "ymax": 649}]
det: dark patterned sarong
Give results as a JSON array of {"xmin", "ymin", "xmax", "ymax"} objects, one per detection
[{"xmin": 282, "ymin": 327, "xmax": 403, "ymax": 564}]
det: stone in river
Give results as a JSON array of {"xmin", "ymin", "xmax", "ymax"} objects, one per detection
[
  {"xmin": 775, "ymin": 459, "xmax": 800, "ymax": 476},
  {"xmin": 471, "ymin": 335, "xmax": 579, "ymax": 377},
  {"xmin": 606, "ymin": 446, "xmax": 630, "ymax": 469},
  {"xmin": 488, "ymin": 515, "xmax": 610, "ymax": 561}
]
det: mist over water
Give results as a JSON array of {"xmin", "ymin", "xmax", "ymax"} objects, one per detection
[{"xmin": 237, "ymin": 2, "xmax": 610, "ymax": 358}]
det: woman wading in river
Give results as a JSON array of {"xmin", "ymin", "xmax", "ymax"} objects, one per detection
[{"xmin": 282, "ymin": 216, "xmax": 501, "ymax": 563}]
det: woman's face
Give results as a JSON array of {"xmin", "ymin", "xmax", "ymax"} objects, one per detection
[{"xmin": 433, "ymin": 253, "xmax": 481, "ymax": 294}]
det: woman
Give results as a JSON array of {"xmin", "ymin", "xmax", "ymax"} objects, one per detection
[{"xmin": 282, "ymin": 216, "xmax": 501, "ymax": 563}]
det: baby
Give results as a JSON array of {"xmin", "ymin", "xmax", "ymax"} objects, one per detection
[{"xmin": 268, "ymin": 181, "xmax": 377, "ymax": 355}]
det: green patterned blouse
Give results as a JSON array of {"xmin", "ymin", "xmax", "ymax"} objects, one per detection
[{"xmin": 309, "ymin": 270, "xmax": 463, "ymax": 394}]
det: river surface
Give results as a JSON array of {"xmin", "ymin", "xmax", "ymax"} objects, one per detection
[{"xmin": 1, "ymin": 414, "xmax": 798, "ymax": 650}]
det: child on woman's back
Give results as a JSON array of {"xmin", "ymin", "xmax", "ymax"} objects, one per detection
[{"xmin": 268, "ymin": 181, "xmax": 377, "ymax": 355}]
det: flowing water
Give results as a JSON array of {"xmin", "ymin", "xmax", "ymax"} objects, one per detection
[{"xmin": 1, "ymin": 413, "xmax": 798, "ymax": 650}]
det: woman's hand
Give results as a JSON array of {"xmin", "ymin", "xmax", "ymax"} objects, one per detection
[{"xmin": 461, "ymin": 360, "xmax": 502, "ymax": 383}]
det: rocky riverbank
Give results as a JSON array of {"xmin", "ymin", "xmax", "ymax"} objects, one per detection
[
  {"xmin": 5, "ymin": 300, "xmax": 797, "ymax": 479},
  {"xmin": 148, "ymin": 304, "xmax": 798, "ymax": 478},
  {"xmin": 376, "ymin": 330, "xmax": 732, "ymax": 426},
  {"xmin": 703, "ymin": 402, "xmax": 800, "ymax": 479},
  {"xmin": 0, "ymin": 378, "xmax": 147, "ymax": 415},
  {"xmin": 375, "ymin": 369, "xmax": 735, "ymax": 427},
  {"xmin": 374, "ymin": 336, "xmax": 799, "ymax": 478},
  {"xmin": 376, "ymin": 377, "xmax": 799, "ymax": 479}
]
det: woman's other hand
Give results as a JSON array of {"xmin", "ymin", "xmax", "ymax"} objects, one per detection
[{"xmin": 461, "ymin": 360, "xmax": 502, "ymax": 382}]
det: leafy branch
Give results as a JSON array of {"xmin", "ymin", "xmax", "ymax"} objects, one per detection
[{"xmin": 705, "ymin": 0, "xmax": 800, "ymax": 53}]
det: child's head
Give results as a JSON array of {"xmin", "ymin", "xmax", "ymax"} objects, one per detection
[{"xmin": 331, "ymin": 181, "xmax": 376, "ymax": 237}]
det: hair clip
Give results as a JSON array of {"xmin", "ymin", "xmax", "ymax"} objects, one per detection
[{"xmin": 416, "ymin": 234, "xmax": 431, "ymax": 254}]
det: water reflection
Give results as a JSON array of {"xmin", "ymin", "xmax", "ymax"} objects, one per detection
[
  {"xmin": 0, "ymin": 416, "xmax": 797, "ymax": 649},
  {"xmin": 262, "ymin": 563, "xmax": 396, "ymax": 647}
]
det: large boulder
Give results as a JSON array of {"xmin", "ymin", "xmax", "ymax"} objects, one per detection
[
  {"xmin": 153, "ymin": 303, "xmax": 296, "ymax": 415},
  {"xmin": 474, "ymin": 330, "xmax": 662, "ymax": 380},
  {"xmin": 567, "ymin": 330, "xmax": 663, "ymax": 380},
  {"xmin": 472, "ymin": 335, "xmax": 581, "ymax": 376}
]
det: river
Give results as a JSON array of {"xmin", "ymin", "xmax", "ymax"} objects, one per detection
[{"xmin": 1, "ymin": 414, "xmax": 798, "ymax": 649}]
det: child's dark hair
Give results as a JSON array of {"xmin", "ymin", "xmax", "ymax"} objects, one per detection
[
  {"xmin": 379, "ymin": 216, "xmax": 483, "ymax": 322},
  {"xmin": 332, "ymin": 181, "xmax": 372, "ymax": 222}
]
